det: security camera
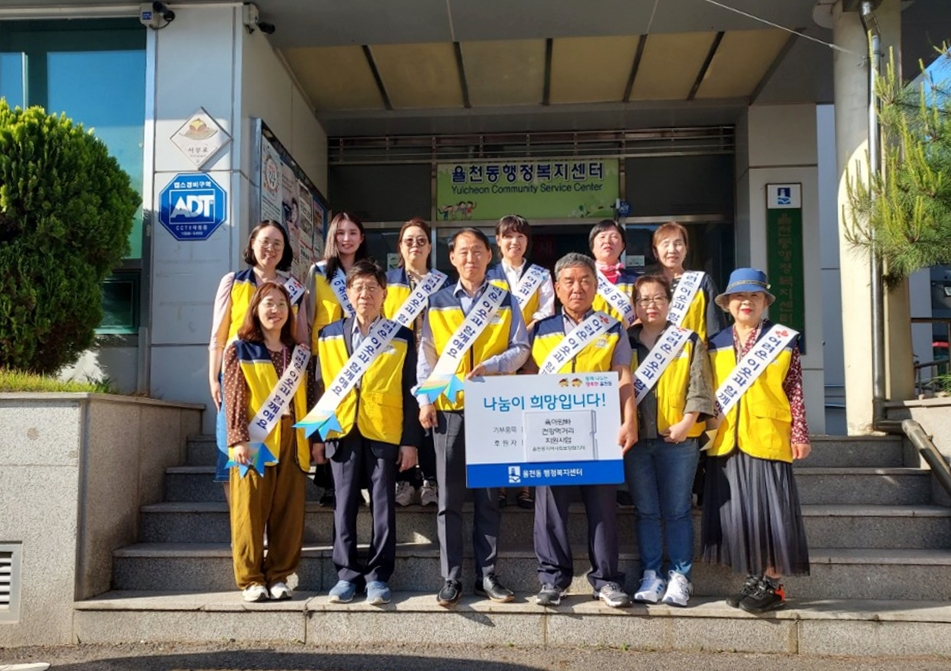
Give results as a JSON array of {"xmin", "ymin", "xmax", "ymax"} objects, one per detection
[
  {"xmin": 242, "ymin": 3, "xmax": 276, "ymax": 35},
  {"xmin": 140, "ymin": 2, "xmax": 175, "ymax": 29}
]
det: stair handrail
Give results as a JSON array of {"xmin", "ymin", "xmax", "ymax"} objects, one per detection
[{"xmin": 898, "ymin": 419, "xmax": 951, "ymax": 501}]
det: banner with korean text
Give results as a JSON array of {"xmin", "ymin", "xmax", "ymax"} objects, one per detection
[
  {"xmin": 436, "ymin": 159, "xmax": 620, "ymax": 221},
  {"xmin": 766, "ymin": 184, "xmax": 806, "ymax": 353},
  {"xmin": 464, "ymin": 373, "xmax": 623, "ymax": 487}
]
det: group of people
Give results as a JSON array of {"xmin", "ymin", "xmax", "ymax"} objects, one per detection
[{"xmin": 207, "ymin": 212, "xmax": 811, "ymax": 615}]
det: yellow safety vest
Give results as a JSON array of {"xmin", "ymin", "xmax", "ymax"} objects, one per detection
[
  {"xmin": 530, "ymin": 314, "xmax": 620, "ymax": 374},
  {"xmin": 631, "ymin": 334, "xmax": 706, "ymax": 438}
]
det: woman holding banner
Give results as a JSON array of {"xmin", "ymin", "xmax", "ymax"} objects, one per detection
[
  {"xmin": 223, "ymin": 281, "xmax": 313, "ymax": 602},
  {"xmin": 701, "ymin": 268, "xmax": 811, "ymax": 614},
  {"xmin": 626, "ymin": 275, "xmax": 716, "ymax": 608},
  {"xmin": 487, "ymin": 214, "xmax": 555, "ymax": 509},
  {"xmin": 307, "ymin": 212, "xmax": 370, "ymax": 505},
  {"xmin": 384, "ymin": 217, "xmax": 447, "ymax": 507},
  {"xmin": 209, "ymin": 221, "xmax": 307, "ymax": 505}
]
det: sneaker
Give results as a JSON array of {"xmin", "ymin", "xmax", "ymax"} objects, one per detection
[
  {"xmin": 474, "ymin": 574, "xmax": 514, "ymax": 602},
  {"xmin": 242, "ymin": 584, "xmax": 269, "ymax": 602},
  {"xmin": 318, "ymin": 492, "xmax": 335, "ymax": 507},
  {"xmin": 740, "ymin": 580, "xmax": 786, "ymax": 614},
  {"xmin": 633, "ymin": 570, "xmax": 666, "ymax": 604},
  {"xmin": 395, "ymin": 480, "xmax": 418, "ymax": 507},
  {"xmin": 661, "ymin": 571, "xmax": 692, "ymax": 608},
  {"xmin": 516, "ymin": 489, "xmax": 534, "ymax": 509},
  {"xmin": 366, "ymin": 580, "xmax": 392, "ymax": 606},
  {"xmin": 269, "ymin": 581, "xmax": 292, "ymax": 601},
  {"xmin": 593, "ymin": 581, "xmax": 631, "ymax": 608},
  {"xmin": 726, "ymin": 575, "xmax": 762, "ymax": 609},
  {"xmin": 536, "ymin": 584, "xmax": 565, "ymax": 607},
  {"xmin": 328, "ymin": 579, "xmax": 357, "ymax": 603},
  {"xmin": 437, "ymin": 579, "xmax": 462, "ymax": 607},
  {"xmin": 419, "ymin": 479, "xmax": 438, "ymax": 507}
]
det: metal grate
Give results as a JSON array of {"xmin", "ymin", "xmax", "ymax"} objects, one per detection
[
  {"xmin": 329, "ymin": 126, "xmax": 735, "ymax": 165},
  {"xmin": 0, "ymin": 545, "xmax": 20, "ymax": 621}
]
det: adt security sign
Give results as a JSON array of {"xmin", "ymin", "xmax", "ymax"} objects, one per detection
[{"xmin": 158, "ymin": 173, "xmax": 227, "ymax": 241}]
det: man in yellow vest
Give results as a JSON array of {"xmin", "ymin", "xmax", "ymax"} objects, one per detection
[
  {"xmin": 417, "ymin": 228, "xmax": 530, "ymax": 607},
  {"xmin": 312, "ymin": 260, "xmax": 421, "ymax": 606},
  {"xmin": 525, "ymin": 252, "xmax": 638, "ymax": 608}
]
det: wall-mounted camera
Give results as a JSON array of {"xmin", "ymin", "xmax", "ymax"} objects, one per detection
[
  {"xmin": 140, "ymin": 2, "xmax": 175, "ymax": 30},
  {"xmin": 243, "ymin": 3, "xmax": 275, "ymax": 35}
]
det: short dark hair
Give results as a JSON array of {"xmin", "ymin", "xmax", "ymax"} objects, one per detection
[
  {"xmin": 345, "ymin": 259, "xmax": 387, "ymax": 289},
  {"xmin": 236, "ymin": 281, "xmax": 297, "ymax": 347},
  {"xmin": 588, "ymin": 219, "xmax": 626, "ymax": 251},
  {"xmin": 449, "ymin": 227, "xmax": 491, "ymax": 252},
  {"xmin": 244, "ymin": 220, "xmax": 293, "ymax": 271},
  {"xmin": 495, "ymin": 214, "xmax": 531, "ymax": 259},
  {"xmin": 397, "ymin": 217, "xmax": 432, "ymax": 270},
  {"xmin": 634, "ymin": 274, "xmax": 673, "ymax": 301},
  {"xmin": 322, "ymin": 212, "xmax": 369, "ymax": 279}
]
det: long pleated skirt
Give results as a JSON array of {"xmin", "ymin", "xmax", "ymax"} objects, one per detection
[{"xmin": 700, "ymin": 449, "xmax": 810, "ymax": 576}]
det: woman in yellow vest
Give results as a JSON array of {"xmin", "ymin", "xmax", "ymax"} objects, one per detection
[
  {"xmin": 627, "ymin": 275, "xmax": 716, "ymax": 608},
  {"xmin": 701, "ymin": 268, "xmax": 811, "ymax": 614},
  {"xmin": 209, "ymin": 221, "xmax": 307, "ymax": 504},
  {"xmin": 222, "ymin": 281, "xmax": 314, "ymax": 602},
  {"xmin": 589, "ymin": 219, "xmax": 639, "ymax": 328},
  {"xmin": 307, "ymin": 211, "xmax": 370, "ymax": 505}
]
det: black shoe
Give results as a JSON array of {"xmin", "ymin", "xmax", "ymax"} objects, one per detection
[
  {"xmin": 726, "ymin": 575, "xmax": 762, "ymax": 608},
  {"xmin": 498, "ymin": 492, "xmax": 508, "ymax": 508},
  {"xmin": 475, "ymin": 574, "xmax": 515, "ymax": 602},
  {"xmin": 436, "ymin": 579, "xmax": 462, "ymax": 607},
  {"xmin": 516, "ymin": 490, "xmax": 534, "ymax": 509},
  {"xmin": 616, "ymin": 490, "xmax": 634, "ymax": 507},
  {"xmin": 739, "ymin": 580, "xmax": 786, "ymax": 614},
  {"xmin": 535, "ymin": 584, "xmax": 565, "ymax": 607},
  {"xmin": 318, "ymin": 492, "xmax": 335, "ymax": 508}
]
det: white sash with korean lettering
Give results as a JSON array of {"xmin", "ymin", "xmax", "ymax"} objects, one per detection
[
  {"xmin": 667, "ymin": 271, "xmax": 704, "ymax": 328},
  {"xmin": 234, "ymin": 344, "xmax": 311, "ymax": 474},
  {"xmin": 538, "ymin": 311, "xmax": 616, "ymax": 375},
  {"xmin": 512, "ymin": 264, "xmax": 548, "ymax": 313},
  {"xmin": 296, "ymin": 271, "xmax": 448, "ymax": 440},
  {"xmin": 417, "ymin": 283, "xmax": 508, "ymax": 404},
  {"xmin": 633, "ymin": 325, "xmax": 693, "ymax": 405},
  {"xmin": 316, "ymin": 261, "xmax": 355, "ymax": 318},
  {"xmin": 280, "ymin": 274, "xmax": 306, "ymax": 307},
  {"xmin": 596, "ymin": 269, "xmax": 636, "ymax": 326},
  {"xmin": 714, "ymin": 323, "xmax": 800, "ymax": 417}
]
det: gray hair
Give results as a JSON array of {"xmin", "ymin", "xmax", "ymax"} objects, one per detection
[{"xmin": 554, "ymin": 253, "xmax": 596, "ymax": 281}]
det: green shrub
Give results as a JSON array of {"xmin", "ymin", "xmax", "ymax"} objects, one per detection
[{"xmin": 0, "ymin": 101, "xmax": 139, "ymax": 374}]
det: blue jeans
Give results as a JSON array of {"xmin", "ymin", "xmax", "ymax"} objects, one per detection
[
  {"xmin": 624, "ymin": 437, "xmax": 700, "ymax": 580},
  {"xmin": 214, "ymin": 373, "xmax": 230, "ymax": 484}
]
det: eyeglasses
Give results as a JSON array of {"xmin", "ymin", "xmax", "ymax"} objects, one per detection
[
  {"xmin": 402, "ymin": 237, "xmax": 429, "ymax": 248},
  {"xmin": 636, "ymin": 296, "xmax": 669, "ymax": 307},
  {"xmin": 349, "ymin": 283, "xmax": 382, "ymax": 295},
  {"xmin": 257, "ymin": 239, "xmax": 284, "ymax": 251}
]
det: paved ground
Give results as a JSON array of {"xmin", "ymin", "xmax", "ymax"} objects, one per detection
[{"xmin": 2, "ymin": 643, "xmax": 951, "ymax": 671}]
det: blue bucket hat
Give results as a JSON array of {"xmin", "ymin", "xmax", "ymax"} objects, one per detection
[{"xmin": 714, "ymin": 267, "xmax": 776, "ymax": 310}]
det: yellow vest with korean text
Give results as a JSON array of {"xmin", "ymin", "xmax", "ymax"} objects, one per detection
[
  {"xmin": 228, "ymin": 269, "xmax": 302, "ymax": 344},
  {"xmin": 487, "ymin": 264, "xmax": 541, "ymax": 326},
  {"xmin": 233, "ymin": 340, "xmax": 311, "ymax": 471},
  {"xmin": 631, "ymin": 332, "xmax": 705, "ymax": 438},
  {"xmin": 530, "ymin": 313, "xmax": 621, "ymax": 374},
  {"xmin": 592, "ymin": 269, "xmax": 638, "ymax": 327},
  {"xmin": 310, "ymin": 263, "xmax": 346, "ymax": 349}
]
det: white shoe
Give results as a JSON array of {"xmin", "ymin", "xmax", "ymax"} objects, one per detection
[
  {"xmin": 633, "ymin": 570, "xmax": 666, "ymax": 604},
  {"xmin": 661, "ymin": 571, "xmax": 692, "ymax": 607},
  {"xmin": 419, "ymin": 479, "xmax": 438, "ymax": 507},
  {"xmin": 269, "ymin": 581, "xmax": 292, "ymax": 601},
  {"xmin": 395, "ymin": 480, "xmax": 418, "ymax": 506},
  {"xmin": 242, "ymin": 584, "xmax": 269, "ymax": 602}
]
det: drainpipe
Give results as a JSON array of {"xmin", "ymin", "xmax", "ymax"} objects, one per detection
[{"xmin": 860, "ymin": 1, "xmax": 888, "ymax": 428}]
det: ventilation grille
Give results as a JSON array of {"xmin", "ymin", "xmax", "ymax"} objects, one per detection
[{"xmin": 0, "ymin": 546, "xmax": 20, "ymax": 621}]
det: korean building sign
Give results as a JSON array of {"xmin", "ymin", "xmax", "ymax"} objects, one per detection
[
  {"xmin": 766, "ymin": 184, "xmax": 806, "ymax": 352},
  {"xmin": 436, "ymin": 159, "xmax": 620, "ymax": 221},
  {"xmin": 464, "ymin": 373, "xmax": 624, "ymax": 488}
]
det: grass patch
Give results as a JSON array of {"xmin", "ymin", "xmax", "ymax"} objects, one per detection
[{"xmin": 0, "ymin": 368, "xmax": 115, "ymax": 393}]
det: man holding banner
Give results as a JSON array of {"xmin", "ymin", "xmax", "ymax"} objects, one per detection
[
  {"xmin": 525, "ymin": 252, "xmax": 638, "ymax": 608},
  {"xmin": 416, "ymin": 228, "xmax": 530, "ymax": 607},
  {"xmin": 304, "ymin": 260, "xmax": 424, "ymax": 606}
]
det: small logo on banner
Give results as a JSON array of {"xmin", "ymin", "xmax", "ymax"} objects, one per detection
[
  {"xmin": 508, "ymin": 465, "xmax": 521, "ymax": 484},
  {"xmin": 777, "ymin": 187, "xmax": 792, "ymax": 205}
]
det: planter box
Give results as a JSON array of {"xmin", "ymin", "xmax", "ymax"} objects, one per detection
[{"xmin": 0, "ymin": 393, "xmax": 202, "ymax": 646}]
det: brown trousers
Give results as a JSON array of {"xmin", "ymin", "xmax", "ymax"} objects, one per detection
[{"xmin": 230, "ymin": 416, "xmax": 306, "ymax": 589}]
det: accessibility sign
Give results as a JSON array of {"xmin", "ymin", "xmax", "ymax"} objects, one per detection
[{"xmin": 158, "ymin": 173, "xmax": 227, "ymax": 241}]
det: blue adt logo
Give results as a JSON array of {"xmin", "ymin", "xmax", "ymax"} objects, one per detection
[
  {"xmin": 777, "ymin": 187, "xmax": 792, "ymax": 206},
  {"xmin": 159, "ymin": 173, "xmax": 227, "ymax": 241}
]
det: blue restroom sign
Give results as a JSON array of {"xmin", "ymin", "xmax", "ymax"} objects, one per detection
[{"xmin": 158, "ymin": 173, "xmax": 227, "ymax": 241}]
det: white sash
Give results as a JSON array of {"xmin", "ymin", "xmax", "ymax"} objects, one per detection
[
  {"xmin": 316, "ymin": 261, "xmax": 355, "ymax": 318},
  {"xmin": 417, "ymin": 283, "xmax": 508, "ymax": 404},
  {"xmin": 668, "ymin": 271, "xmax": 704, "ymax": 328},
  {"xmin": 512, "ymin": 264, "xmax": 548, "ymax": 313},
  {"xmin": 596, "ymin": 269, "xmax": 636, "ymax": 326},
  {"xmin": 296, "ymin": 270, "xmax": 448, "ymax": 439},
  {"xmin": 247, "ymin": 344, "xmax": 311, "ymax": 444},
  {"xmin": 633, "ymin": 325, "xmax": 693, "ymax": 405},
  {"xmin": 714, "ymin": 324, "xmax": 799, "ymax": 417},
  {"xmin": 539, "ymin": 311, "xmax": 616, "ymax": 375},
  {"xmin": 281, "ymin": 274, "xmax": 306, "ymax": 306}
]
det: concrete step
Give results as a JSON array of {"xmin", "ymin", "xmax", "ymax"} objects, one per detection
[
  {"xmin": 72, "ymin": 590, "xmax": 951, "ymax": 656},
  {"xmin": 111, "ymin": 543, "xmax": 951, "ymax": 601},
  {"xmin": 162, "ymin": 465, "xmax": 935, "ymax": 506},
  {"xmin": 186, "ymin": 435, "xmax": 218, "ymax": 467},
  {"xmin": 139, "ymin": 502, "xmax": 951, "ymax": 550}
]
